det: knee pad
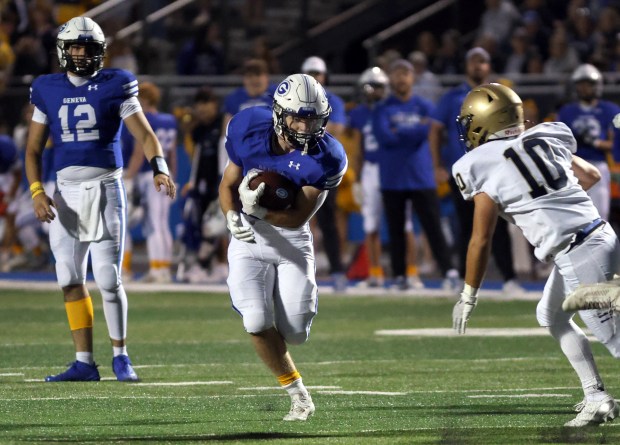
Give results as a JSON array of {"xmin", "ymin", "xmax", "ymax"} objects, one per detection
[
  {"xmin": 242, "ymin": 312, "xmax": 273, "ymax": 334},
  {"xmin": 94, "ymin": 263, "xmax": 120, "ymax": 296},
  {"xmin": 55, "ymin": 261, "xmax": 81, "ymax": 288},
  {"xmin": 281, "ymin": 330, "xmax": 309, "ymax": 346}
]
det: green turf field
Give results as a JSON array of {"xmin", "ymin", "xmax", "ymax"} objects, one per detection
[{"xmin": 0, "ymin": 288, "xmax": 618, "ymax": 444}]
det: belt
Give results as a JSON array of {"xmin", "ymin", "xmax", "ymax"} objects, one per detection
[{"xmin": 568, "ymin": 218, "xmax": 605, "ymax": 252}]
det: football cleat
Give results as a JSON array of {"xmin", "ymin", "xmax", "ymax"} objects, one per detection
[
  {"xmin": 283, "ymin": 392, "xmax": 315, "ymax": 421},
  {"xmin": 562, "ymin": 278, "xmax": 620, "ymax": 312},
  {"xmin": 112, "ymin": 355, "xmax": 139, "ymax": 382},
  {"xmin": 45, "ymin": 361, "xmax": 100, "ymax": 382},
  {"xmin": 564, "ymin": 396, "xmax": 619, "ymax": 427},
  {"xmin": 574, "ymin": 398, "xmax": 586, "ymax": 413},
  {"xmin": 407, "ymin": 275, "xmax": 425, "ymax": 290},
  {"xmin": 502, "ymin": 279, "xmax": 525, "ymax": 295}
]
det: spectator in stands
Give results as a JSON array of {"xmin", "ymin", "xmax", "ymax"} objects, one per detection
[
  {"xmin": 177, "ymin": 87, "xmax": 227, "ymax": 284},
  {"xmin": 408, "ymin": 50, "xmax": 441, "ymax": 103},
  {"xmin": 177, "ymin": 22, "xmax": 224, "ymax": 75},
  {"xmin": 372, "ymin": 59, "xmax": 459, "ymax": 291},
  {"xmin": 593, "ymin": 6, "xmax": 620, "ymax": 68},
  {"xmin": 11, "ymin": 34, "xmax": 47, "ymax": 76},
  {"xmin": 429, "ymin": 47, "xmax": 523, "ymax": 294},
  {"xmin": 478, "ymin": 0, "xmax": 521, "ymax": 48},
  {"xmin": 568, "ymin": 7, "xmax": 597, "ymax": 63},
  {"xmin": 106, "ymin": 38, "xmax": 138, "ymax": 74},
  {"xmin": 415, "ymin": 31, "xmax": 438, "ymax": 70},
  {"xmin": 251, "ymin": 35, "xmax": 280, "ymax": 74},
  {"xmin": 376, "ymin": 48, "xmax": 402, "ymax": 73},
  {"xmin": 433, "ymin": 29, "xmax": 463, "ymax": 75},
  {"xmin": 503, "ymin": 27, "xmax": 540, "ymax": 75},
  {"xmin": 522, "ymin": 9, "xmax": 552, "ymax": 60},
  {"xmin": 28, "ymin": 2, "xmax": 56, "ymax": 74},
  {"xmin": 544, "ymin": 30, "xmax": 579, "ymax": 74},
  {"xmin": 301, "ymin": 55, "xmax": 349, "ymax": 292},
  {"xmin": 349, "ymin": 66, "xmax": 424, "ymax": 289}
]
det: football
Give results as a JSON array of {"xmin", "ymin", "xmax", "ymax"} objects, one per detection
[{"xmin": 248, "ymin": 171, "xmax": 298, "ymax": 211}]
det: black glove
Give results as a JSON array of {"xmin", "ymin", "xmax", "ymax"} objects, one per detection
[{"xmin": 574, "ymin": 128, "xmax": 596, "ymax": 147}]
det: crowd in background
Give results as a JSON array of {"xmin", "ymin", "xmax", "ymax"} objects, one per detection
[{"xmin": 3, "ymin": 0, "xmax": 620, "ymax": 289}]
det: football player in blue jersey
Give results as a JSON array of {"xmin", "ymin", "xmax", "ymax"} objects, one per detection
[
  {"xmin": 122, "ymin": 81, "xmax": 177, "ymax": 283},
  {"xmin": 557, "ymin": 64, "xmax": 619, "ymax": 222},
  {"xmin": 219, "ymin": 73, "xmax": 347, "ymax": 421},
  {"xmin": 24, "ymin": 17, "xmax": 175, "ymax": 382}
]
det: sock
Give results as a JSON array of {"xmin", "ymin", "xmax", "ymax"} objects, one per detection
[
  {"xmin": 113, "ymin": 346, "xmax": 127, "ymax": 357},
  {"xmin": 549, "ymin": 320, "xmax": 605, "ymax": 400},
  {"xmin": 278, "ymin": 371, "xmax": 305, "ymax": 395},
  {"xmin": 406, "ymin": 265, "xmax": 418, "ymax": 277},
  {"xmin": 370, "ymin": 266, "xmax": 384, "ymax": 278},
  {"xmin": 76, "ymin": 352, "xmax": 94, "ymax": 365}
]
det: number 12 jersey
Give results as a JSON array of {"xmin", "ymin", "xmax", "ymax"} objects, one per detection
[
  {"xmin": 30, "ymin": 69, "xmax": 138, "ymax": 172},
  {"xmin": 452, "ymin": 122, "xmax": 600, "ymax": 262}
]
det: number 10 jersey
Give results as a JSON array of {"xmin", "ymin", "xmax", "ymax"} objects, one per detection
[
  {"xmin": 452, "ymin": 121, "xmax": 600, "ymax": 262},
  {"xmin": 30, "ymin": 69, "xmax": 138, "ymax": 172}
]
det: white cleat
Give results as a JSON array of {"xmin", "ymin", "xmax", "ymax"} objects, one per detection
[
  {"xmin": 573, "ymin": 398, "xmax": 586, "ymax": 413},
  {"xmin": 564, "ymin": 396, "xmax": 619, "ymax": 427},
  {"xmin": 283, "ymin": 392, "xmax": 315, "ymax": 421},
  {"xmin": 407, "ymin": 275, "xmax": 425, "ymax": 290},
  {"xmin": 502, "ymin": 279, "xmax": 525, "ymax": 295},
  {"xmin": 562, "ymin": 278, "xmax": 620, "ymax": 312}
]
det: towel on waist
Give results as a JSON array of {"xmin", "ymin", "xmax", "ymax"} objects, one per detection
[{"xmin": 78, "ymin": 181, "xmax": 104, "ymax": 242}]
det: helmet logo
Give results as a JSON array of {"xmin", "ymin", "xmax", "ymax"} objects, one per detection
[{"xmin": 276, "ymin": 81, "xmax": 290, "ymax": 96}]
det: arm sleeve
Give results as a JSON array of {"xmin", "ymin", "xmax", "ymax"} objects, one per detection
[
  {"xmin": 223, "ymin": 117, "xmax": 242, "ymax": 166},
  {"xmin": 32, "ymin": 106, "xmax": 48, "ymax": 124},
  {"xmin": 119, "ymin": 96, "xmax": 142, "ymax": 120}
]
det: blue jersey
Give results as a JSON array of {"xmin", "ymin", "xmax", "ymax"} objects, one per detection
[
  {"xmin": 0, "ymin": 135, "xmax": 18, "ymax": 174},
  {"xmin": 348, "ymin": 104, "xmax": 380, "ymax": 163},
  {"xmin": 372, "ymin": 94, "xmax": 435, "ymax": 190},
  {"xmin": 326, "ymin": 90, "xmax": 346, "ymax": 125},
  {"xmin": 430, "ymin": 82, "xmax": 470, "ymax": 170},
  {"xmin": 30, "ymin": 69, "xmax": 138, "ymax": 172},
  {"xmin": 225, "ymin": 106, "xmax": 347, "ymax": 191},
  {"xmin": 557, "ymin": 100, "xmax": 620, "ymax": 162},
  {"xmin": 121, "ymin": 111, "xmax": 177, "ymax": 173},
  {"xmin": 224, "ymin": 84, "xmax": 277, "ymax": 115}
]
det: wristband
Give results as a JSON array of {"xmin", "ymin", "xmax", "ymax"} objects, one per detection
[
  {"xmin": 150, "ymin": 156, "xmax": 170, "ymax": 177},
  {"xmin": 463, "ymin": 283, "xmax": 480, "ymax": 298},
  {"xmin": 30, "ymin": 181, "xmax": 43, "ymax": 192},
  {"xmin": 31, "ymin": 188, "xmax": 45, "ymax": 199}
]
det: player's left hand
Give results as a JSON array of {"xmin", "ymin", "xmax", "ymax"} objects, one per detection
[
  {"xmin": 239, "ymin": 170, "xmax": 267, "ymax": 218},
  {"xmin": 154, "ymin": 174, "xmax": 176, "ymax": 199},
  {"xmin": 452, "ymin": 289, "xmax": 478, "ymax": 334}
]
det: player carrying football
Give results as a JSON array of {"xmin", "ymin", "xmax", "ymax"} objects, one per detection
[
  {"xmin": 25, "ymin": 17, "xmax": 175, "ymax": 382},
  {"xmin": 451, "ymin": 83, "xmax": 619, "ymax": 427},
  {"xmin": 219, "ymin": 73, "xmax": 347, "ymax": 421}
]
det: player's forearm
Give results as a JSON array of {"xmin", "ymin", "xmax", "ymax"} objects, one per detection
[
  {"xmin": 464, "ymin": 237, "xmax": 492, "ymax": 289},
  {"xmin": 142, "ymin": 133, "xmax": 165, "ymax": 163}
]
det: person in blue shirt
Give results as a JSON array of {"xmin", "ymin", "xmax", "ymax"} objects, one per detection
[
  {"xmin": 219, "ymin": 73, "xmax": 347, "ymax": 421},
  {"xmin": 301, "ymin": 56, "xmax": 349, "ymax": 291},
  {"xmin": 557, "ymin": 64, "xmax": 619, "ymax": 222},
  {"xmin": 25, "ymin": 17, "xmax": 175, "ymax": 383},
  {"xmin": 372, "ymin": 59, "xmax": 459, "ymax": 291},
  {"xmin": 348, "ymin": 67, "xmax": 423, "ymax": 289},
  {"xmin": 429, "ymin": 47, "xmax": 522, "ymax": 294}
]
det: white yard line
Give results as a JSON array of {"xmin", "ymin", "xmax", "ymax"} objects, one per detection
[
  {"xmin": 317, "ymin": 390, "xmax": 408, "ymax": 396},
  {"xmin": 132, "ymin": 381, "xmax": 233, "ymax": 387},
  {"xmin": 468, "ymin": 393, "xmax": 572, "ymax": 398},
  {"xmin": 238, "ymin": 386, "xmax": 341, "ymax": 391},
  {"xmin": 0, "ymin": 372, "xmax": 23, "ymax": 376},
  {"xmin": 376, "ymin": 327, "xmax": 599, "ymax": 342}
]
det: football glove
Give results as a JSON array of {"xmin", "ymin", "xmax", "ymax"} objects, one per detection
[
  {"xmin": 239, "ymin": 170, "xmax": 267, "ymax": 219},
  {"xmin": 226, "ymin": 210, "xmax": 255, "ymax": 243},
  {"xmin": 452, "ymin": 286, "xmax": 479, "ymax": 335}
]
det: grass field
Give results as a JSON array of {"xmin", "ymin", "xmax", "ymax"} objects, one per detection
[{"xmin": 0, "ymin": 287, "xmax": 619, "ymax": 444}]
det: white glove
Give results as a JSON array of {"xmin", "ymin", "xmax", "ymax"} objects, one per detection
[
  {"xmin": 452, "ymin": 285, "xmax": 479, "ymax": 334},
  {"xmin": 226, "ymin": 210, "xmax": 255, "ymax": 243},
  {"xmin": 238, "ymin": 170, "xmax": 267, "ymax": 219},
  {"xmin": 613, "ymin": 113, "xmax": 620, "ymax": 129},
  {"xmin": 352, "ymin": 181, "xmax": 363, "ymax": 206}
]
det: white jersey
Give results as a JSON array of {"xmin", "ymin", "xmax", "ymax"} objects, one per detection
[{"xmin": 452, "ymin": 122, "xmax": 600, "ymax": 262}]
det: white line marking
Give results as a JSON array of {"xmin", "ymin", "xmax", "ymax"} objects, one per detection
[
  {"xmin": 468, "ymin": 394, "xmax": 572, "ymax": 399},
  {"xmin": 317, "ymin": 390, "xmax": 408, "ymax": 396},
  {"xmin": 133, "ymin": 381, "xmax": 233, "ymax": 387},
  {"xmin": 376, "ymin": 328, "xmax": 550, "ymax": 337},
  {"xmin": 238, "ymin": 385, "xmax": 341, "ymax": 391},
  {"xmin": 0, "ymin": 373, "xmax": 23, "ymax": 376}
]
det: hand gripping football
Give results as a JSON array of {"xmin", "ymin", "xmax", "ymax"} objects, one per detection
[{"xmin": 248, "ymin": 171, "xmax": 298, "ymax": 211}]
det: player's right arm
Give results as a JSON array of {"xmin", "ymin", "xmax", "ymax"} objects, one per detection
[
  {"xmin": 571, "ymin": 154, "xmax": 601, "ymax": 191},
  {"xmin": 429, "ymin": 120, "xmax": 449, "ymax": 184},
  {"xmin": 25, "ymin": 119, "xmax": 55, "ymax": 223}
]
